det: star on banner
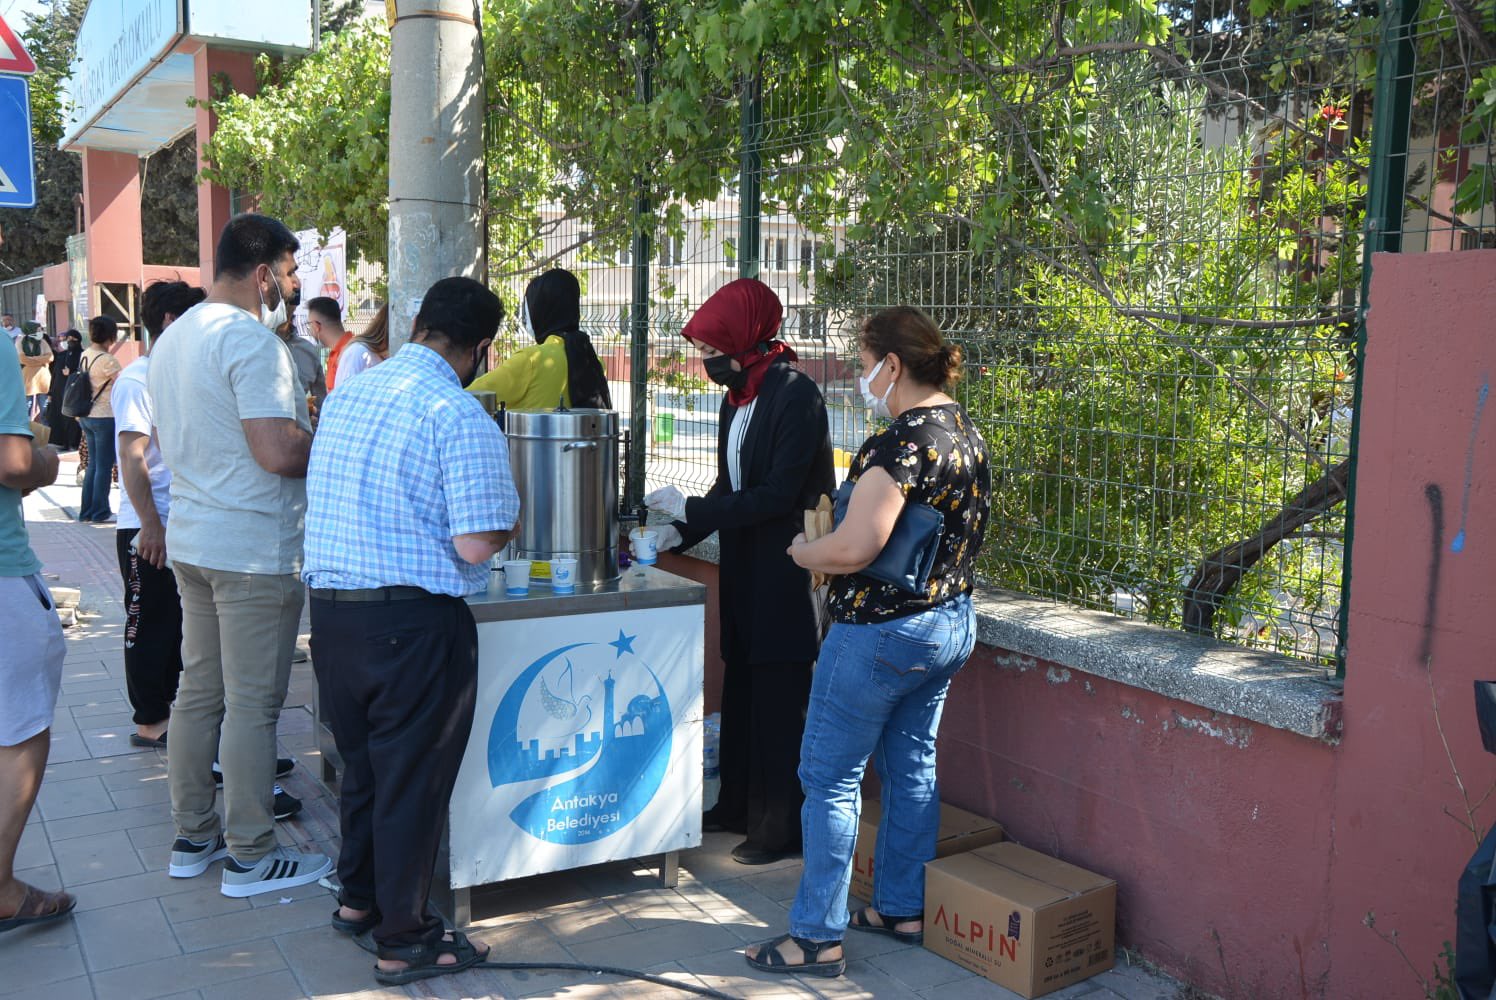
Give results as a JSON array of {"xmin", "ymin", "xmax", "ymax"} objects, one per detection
[{"xmin": 608, "ymin": 630, "xmax": 637, "ymax": 658}]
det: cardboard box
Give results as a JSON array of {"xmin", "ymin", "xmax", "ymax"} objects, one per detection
[
  {"xmin": 924, "ymin": 842, "xmax": 1116, "ymax": 998},
  {"xmin": 850, "ymin": 800, "xmax": 1004, "ymax": 902}
]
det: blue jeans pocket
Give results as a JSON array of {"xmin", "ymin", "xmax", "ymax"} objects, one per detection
[{"xmin": 871, "ymin": 630, "xmax": 940, "ymax": 697}]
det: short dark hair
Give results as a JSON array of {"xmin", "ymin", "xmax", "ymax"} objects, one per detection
[
  {"xmin": 214, "ymin": 213, "xmax": 299, "ymax": 280},
  {"xmin": 414, "ymin": 277, "xmax": 504, "ymax": 350},
  {"xmin": 305, "ymin": 296, "xmax": 341, "ymax": 324},
  {"xmin": 88, "ymin": 315, "xmax": 119, "ymax": 345},
  {"xmin": 141, "ymin": 281, "xmax": 206, "ymax": 337}
]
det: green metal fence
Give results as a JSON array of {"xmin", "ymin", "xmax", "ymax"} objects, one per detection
[{"xmin": 485, "ymin": 0, "xmax": 1496, "ymax": 667}]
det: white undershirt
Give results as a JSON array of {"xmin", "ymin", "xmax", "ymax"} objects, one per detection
[{"xmin": 727, "ymin": 398, "xmax": 757, "ymax": 491}]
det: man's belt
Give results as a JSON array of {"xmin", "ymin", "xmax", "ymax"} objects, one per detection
[{"xmin": 310, "ymin": 586, "xmax": 433, "ymax": 602}]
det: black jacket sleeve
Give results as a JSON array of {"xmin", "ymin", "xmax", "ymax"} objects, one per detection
[{"xmin": 681, "ymin": 372, "xmax": 830, "ymax": 534}]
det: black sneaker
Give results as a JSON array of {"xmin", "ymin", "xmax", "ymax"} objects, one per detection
[
  {"xmin": 168, "ymin": 834, "xmax": 229, "ymax": 878},
  {"xmin": 273, "ymin": 784, "xmax": 302, "ymax": 821},
  {"xmin": 213, "ymin": 757, "xmax": 295, "ymax": 785}
]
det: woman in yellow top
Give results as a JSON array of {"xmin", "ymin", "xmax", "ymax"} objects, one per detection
[{"xmin": 470, "ymin": 269, "xmax": 611, "ymax": 410}]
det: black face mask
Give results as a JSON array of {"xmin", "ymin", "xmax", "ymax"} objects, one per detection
[{"xmin": 704, "ymin": 354, "xmax": 748, "ymax": 391}]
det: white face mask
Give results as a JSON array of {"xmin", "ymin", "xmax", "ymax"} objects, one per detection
[
  {"xmin": 858, "ymin": 357, "xmax": 895, "ymax": 420},
  {"xmin": 257, "ymin": 269, "xmax": 288, "ymax": 332},
  {"xmin": 520, "ymin": 298, "xmax": 536, "ymax": 341}
]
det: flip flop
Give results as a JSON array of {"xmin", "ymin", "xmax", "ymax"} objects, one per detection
[
  {"xmin": 745, "ymin": 932, "xmax": 846, "ymax": 978},
  {"xmin": 849, "ymin": 906, "xmax": 923, "ymax": 944},
  {"xmin": 0, "ymin": 884, "xmax": 77, "ymax": 934},
  {"xmin": 374, "ymin": 930, "xmax": 488, "ymax": 986},
  {"xmin": 129, "ymin": 732, "xmax": 167, "ymax": 749}
]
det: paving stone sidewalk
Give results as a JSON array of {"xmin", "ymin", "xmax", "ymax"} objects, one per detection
[{"xmin": 2, "ymin": 457, "xmax": 1194, "ymax": 999}]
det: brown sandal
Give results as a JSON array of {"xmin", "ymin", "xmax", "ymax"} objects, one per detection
[{"xmin": 0, "ymin": 883, "xmax": 77, "ymax": 934}]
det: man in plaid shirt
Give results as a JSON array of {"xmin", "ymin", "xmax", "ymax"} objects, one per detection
[{"xmin": 303, "ymin": 277, "xmax": 519, "ymax": 986}]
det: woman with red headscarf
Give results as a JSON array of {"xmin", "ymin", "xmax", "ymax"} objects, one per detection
[{"xmin": 644, "ymin": 278, "xmax": 834, "ymax": 865}]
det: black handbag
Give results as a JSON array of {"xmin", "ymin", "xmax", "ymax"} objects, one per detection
[{"xmin": 833, "ymin": 478, "xmax": 945, "ymax": 595}]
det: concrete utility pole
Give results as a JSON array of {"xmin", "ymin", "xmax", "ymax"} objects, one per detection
[{"xmin": 387, "ymin": 0, "xmax": 486, "ymax": 352}]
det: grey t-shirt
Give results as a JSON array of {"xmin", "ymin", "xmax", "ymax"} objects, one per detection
[{"xmin": 148, "ymin": 302, "xmax": 311, "ymax": 576}]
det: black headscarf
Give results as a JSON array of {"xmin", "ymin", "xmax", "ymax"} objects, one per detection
[{"xmin": 524, "ymin": 269, "xmax": 613, "ymax": 410}]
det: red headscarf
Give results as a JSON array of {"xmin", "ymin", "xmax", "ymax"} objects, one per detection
[{"xmin": 680, "ymin": 279, "xmax": 797, "ymax": 406}]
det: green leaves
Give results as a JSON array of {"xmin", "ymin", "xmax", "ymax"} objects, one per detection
[{"xmin": 202, "ymin": 20, "xmax": 392, "ymax": 266}]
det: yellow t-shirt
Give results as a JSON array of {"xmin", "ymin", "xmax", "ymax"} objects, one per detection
[{"xmin": 469, "ymin": 334, "xmax": 570, "ymax": 410}]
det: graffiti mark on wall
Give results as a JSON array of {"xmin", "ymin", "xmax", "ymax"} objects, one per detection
[
  {"xmin": 1421, "ymin": 484, "xmax": 1445, "ymax": 666},
  {"xmin": 1452, "ymin": 378, "xmax": 1489, "ymax": 554}
]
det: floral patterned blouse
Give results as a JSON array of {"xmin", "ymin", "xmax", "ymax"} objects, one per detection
[{"xmin": 829, "ymin": 403, "xmax": 991, "ymax": 624}]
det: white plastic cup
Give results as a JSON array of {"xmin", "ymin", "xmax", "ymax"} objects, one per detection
[
  {"xmin": 503, "ymin": 560, "xmax": 533, "ymax": 596},
  {"xmin": 550, "ymin": 558, "xmax": 578, "ymax": 593},
  {"xmin": 630, "ymin": 528, "xmax": 659, "ymax": 565}
]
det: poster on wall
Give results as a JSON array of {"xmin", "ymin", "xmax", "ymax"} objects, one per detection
[
  {"xmin": 66, "ymin": 232, "xmax": 88, "ymax": 324},
  {"xmin": 449, "ymin": 606, "xmax": 704, "ymax": 888},
  {"xmin": 291, "ymin": 227, "xmax": 347, "ymax": 337}
]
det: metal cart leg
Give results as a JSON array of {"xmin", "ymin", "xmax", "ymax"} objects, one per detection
[{"xmin": 658, "ymin": 850, "xmax": 679, "ymax": 888}]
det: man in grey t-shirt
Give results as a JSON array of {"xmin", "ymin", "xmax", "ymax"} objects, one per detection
[{"xmin": 148, "ymin": 214, "xmax": 331, "ymax": 900}]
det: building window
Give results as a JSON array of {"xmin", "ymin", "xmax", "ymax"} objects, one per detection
[
  {"xmin": 723, "ymin": 238, "xmax": 737, "ymax": 270},
  {"xmin": 659, "ymin": 234, "xmax": 685, "ymax": 268},
  {"xmin": 763, "ymin": 237, "xmax": 788, "ymax": 271},
  {"xmin": 800, "ymin": 239, "xmax": 814, "ymax": 267}
]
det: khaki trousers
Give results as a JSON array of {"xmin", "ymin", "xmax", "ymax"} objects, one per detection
[{"xmin": 169, "ymin": 562, "xmax": 303, "ymax": 863}]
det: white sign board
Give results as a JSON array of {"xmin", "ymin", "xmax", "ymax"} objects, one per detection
[
  {"xmin": 292, "ymin": 227, "xmax": 347, "ymax": 334},
  {"xmin": 186, "ymin": 0, "xmax": 315, "ymax": 53},
  {"xmin": 450, "ymin": 605, "xmax": 704, "ymax": 887},
  {"xmin": 63, "ymin": 0, "xmax": 181, "ymax": 146}
]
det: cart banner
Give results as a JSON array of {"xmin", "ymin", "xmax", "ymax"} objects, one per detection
[{"xmin": 451, "ymin": 605, "xmax": 704, "ymax": 887}]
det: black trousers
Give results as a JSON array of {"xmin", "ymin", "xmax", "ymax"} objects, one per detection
[
  {"xmin": 310, "ymin": 592, "xmax": 478, "ymax": 949},
  {"xmin": 115, "ymin": 529, "xmax": 184, "ymax": 726},
  {"xmin": 712, "ymin": 657, "xmax": 813, "ymax": 852}
]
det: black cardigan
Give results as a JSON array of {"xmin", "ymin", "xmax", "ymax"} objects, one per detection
[{"xmin": 673, "ymin": 361, "xmax": 836, "ymax": 665}]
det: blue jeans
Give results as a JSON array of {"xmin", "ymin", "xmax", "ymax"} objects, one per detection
[
  {"xmin": 78, "ymin": 416, "xmax": 115, "ymax": 521},
  {"xmin": 789, "ymin": 593, "xmax": 976, "ymax": 942}
]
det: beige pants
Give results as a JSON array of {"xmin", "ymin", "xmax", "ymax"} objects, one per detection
[{"xmin": 168, "ymin": 562, "xmax": 303, "ymax": 863}]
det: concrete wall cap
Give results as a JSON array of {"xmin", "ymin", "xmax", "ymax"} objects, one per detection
[{"xmin": 673, "ymin": 533, "xmax": 1342, "ymax": 742}]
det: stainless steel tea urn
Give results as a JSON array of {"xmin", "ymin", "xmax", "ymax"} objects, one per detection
[{"xmin": 505, "ymin": 408, "xmax": 620, "ymax": 586}]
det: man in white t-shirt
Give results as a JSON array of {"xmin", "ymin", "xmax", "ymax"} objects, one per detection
[{"xmin": 148, "ymin": 214, "xmax": 331, "ymax": 900}]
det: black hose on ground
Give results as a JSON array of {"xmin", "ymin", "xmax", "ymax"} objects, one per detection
[{"xmin": 474, "ymin": 960, "xmax": 736, "ymax": 999}]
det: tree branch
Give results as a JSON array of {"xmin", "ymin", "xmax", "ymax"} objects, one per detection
[{"xmin": 1182, "ymin": 459, "xmax": 1350, "ymax": 636}]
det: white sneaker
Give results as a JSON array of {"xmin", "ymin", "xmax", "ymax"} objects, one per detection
[
  {"xmin": 220, "ymin": 844, "xmax": 333, "ymax": 898},
  {"xmin": 168, "ymin": 834, "xmax": 229, "ymax": 878}
]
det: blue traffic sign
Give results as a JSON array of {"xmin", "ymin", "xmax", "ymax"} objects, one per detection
[{"xmin": 0, "ymin": 75, "xmax": 35, "ymax": 209}]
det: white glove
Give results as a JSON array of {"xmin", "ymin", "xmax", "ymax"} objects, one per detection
[
  {"xmin": 644, "ymin": 485, "xmax": 688, "ymax": 522},
  {"xmin": 650, "ymin": 523, "xmax": 683, "ymax": 553}
]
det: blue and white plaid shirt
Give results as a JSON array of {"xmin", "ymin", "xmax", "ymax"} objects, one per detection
[{"xmin": 303, "ymin": 342, "xmax": 520, "ymax": 597}]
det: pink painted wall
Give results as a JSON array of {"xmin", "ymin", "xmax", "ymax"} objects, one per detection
[
  {"xmin": 1327, "ymin": 249, "xmax": 1496, "ymax": 997},
  {"xmin": 82, "ymin": 148, "xmax": 143, "ymax": 286},
  {"xmin": 936, "ymin": 648, "xmax": 1338, "ymax": 996},
  {"xmin": 194, "ymin": 46, "xmax": 258, "ymax": 278}
]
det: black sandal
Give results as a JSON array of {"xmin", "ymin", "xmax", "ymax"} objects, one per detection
[
  {"xmin": 849, "ymin": 906, "xmax": 923, "ymax": 944},
  {"xmin": 745, "ymin": 932, "xmax": 846, "ymax": 978},
  {"xmin": 373, "ymin": 929, "xmax": 488, "ymax": 986},
  {"xmin": 331, "ymin": 906, "xmax": 380, "ymax": 954}
]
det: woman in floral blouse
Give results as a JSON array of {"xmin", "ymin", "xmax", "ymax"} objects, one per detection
[{"xmin": 746, "ymin": 306, "xmax": 990, "ymax": 978}]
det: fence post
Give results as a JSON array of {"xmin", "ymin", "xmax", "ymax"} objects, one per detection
[
  {"xmin": 1337, "ymin": 0, "xmax": 1422, "ymax": 677},
  {"xmin": 626, "ymin": 5, "xmax": 655, "ymax": 511},
  {"xmin": 738, "ymin": 70, "xmax": 763, "ymax": 280}
]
